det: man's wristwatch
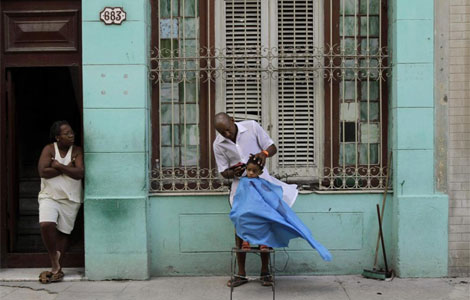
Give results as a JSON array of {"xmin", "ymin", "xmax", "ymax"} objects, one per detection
[{"xmin": 262, "ymin": 150, "xmax": 269, "ymax": 157}]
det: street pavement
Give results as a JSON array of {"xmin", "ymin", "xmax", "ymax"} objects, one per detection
[{"xmin": 0, "ymin": 269, "xmax": 468, "ymax": 300}]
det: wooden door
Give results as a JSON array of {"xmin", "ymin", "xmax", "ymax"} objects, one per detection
[
  {"xmin": 4, "ymin": 67, "xmax": 84, "ymax": 268},
  {"xmin": 0, "ymin": 0, "xmax": 83, "ymax": 268}
]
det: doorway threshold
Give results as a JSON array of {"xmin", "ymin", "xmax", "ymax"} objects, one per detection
[{"xmin": 0, "ymin": 268, "xmax": 85, "ymax": 281}]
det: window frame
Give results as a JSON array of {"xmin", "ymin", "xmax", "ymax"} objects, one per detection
[
  {"xmin": 149, "ymin": 0, "xmax": 390, "ymax": 192},
  {"xmin": 150, "ymin": 0, "xmax": 216, "ymax": 171},
  {"xmin": 322, "ymin": 0, "xmax": 389, "ymax": 189}
]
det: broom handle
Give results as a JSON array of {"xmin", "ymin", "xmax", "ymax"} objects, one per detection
[
  {"xmin": 373, "ymin": 152, "xmax": 392, "ymax": 268},
  {"xmin": 377, "ymin": 204, "xmax": 389, "ymax": 273}
]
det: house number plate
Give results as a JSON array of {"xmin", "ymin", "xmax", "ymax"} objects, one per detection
[{"xmin": 100, "ymin": 7, "xmax": 127, "ymax": 25}]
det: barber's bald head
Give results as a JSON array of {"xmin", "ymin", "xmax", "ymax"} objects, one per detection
[{"xmin": 214, "ymin": 112, "xmax": 237, "ymax": 141}]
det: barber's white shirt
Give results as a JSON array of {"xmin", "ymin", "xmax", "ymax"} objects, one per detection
[{"xmin": 213, "ymin": 120, "xmax": 298, "ymax": 207}]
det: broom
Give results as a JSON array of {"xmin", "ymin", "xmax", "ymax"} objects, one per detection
[{"xmin": 362, "ymin": 152, "xmax": 393, "ymax": 280}]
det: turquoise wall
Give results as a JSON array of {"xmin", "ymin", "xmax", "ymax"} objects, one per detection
[
  {"xmin": 390, "ymin": 0, "xmax": 448, "ymax": 277},
  {"xmin": 147, "ymin": 0, "xmax": 448, "ymax": 278},
  {"xmin": 149, "ymin": 193, "xmax": 393, "ymax": 276},
  {"xmin": 81, "ymin": 0, "xmax": 448, "ymax": 279},
  {"xmin": 82, "ymin": 0, "xmax": 151, "ymax": 280}
]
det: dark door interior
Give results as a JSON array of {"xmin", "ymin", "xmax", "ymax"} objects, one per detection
[
  {"xmin": 0, "ymin": 0, "xmax": 82, "ymax": 268},
  {"xmin": 5, "ymin": 67, "xmax": 84, "ymax": 267}
]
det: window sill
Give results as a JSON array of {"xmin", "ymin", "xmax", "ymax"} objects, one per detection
[{"xmin": 148, "ymin": 189, "xmax": 393, "ymax": 197}]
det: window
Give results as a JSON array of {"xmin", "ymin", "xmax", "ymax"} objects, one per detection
[
  {"xmin": 150, "ymin": 0, "xmax": 390, "ymax": 192},
  {"xmin": 323, "ymin": 0, "xmax": 389, "ymax": 189},
  {"xmin": 215, "ymin": 0, "xmax": 321, "ymax": 180}
]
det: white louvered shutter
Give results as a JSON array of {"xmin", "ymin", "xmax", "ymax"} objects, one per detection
[
  {"xmin": 220, "ymin": 0, "xmax": 318, "ymax": 179},
  {"xmin": 224, "ymin": 0, "xmax": 262, "ymax": 122},
  {"xmin": 277, "ymin": 0, "xmax": 316, "ymax": 170}
]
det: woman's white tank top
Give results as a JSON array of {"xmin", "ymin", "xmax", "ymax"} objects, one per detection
[{"xmin": 38, "ymin": 143, "xmax": 83, "ymax": 203}]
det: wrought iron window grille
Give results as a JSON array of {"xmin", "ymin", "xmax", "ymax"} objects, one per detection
[{"xmin": 150, "ymin": 0, "xmax": 391, "ymax": 193}]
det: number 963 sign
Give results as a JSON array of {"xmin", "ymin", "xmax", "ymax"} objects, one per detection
[{"xmin": 100, "ymin": 7, "xmax": 126, "ymax": 25}]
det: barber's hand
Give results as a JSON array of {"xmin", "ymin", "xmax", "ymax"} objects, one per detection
[
  {"xmin": 253, "ymin": 152, "xmax": 268, "ymax": 168},
  {"xmin": 233, "ymin": 165, "xmax": 245, "ymax": 177}
]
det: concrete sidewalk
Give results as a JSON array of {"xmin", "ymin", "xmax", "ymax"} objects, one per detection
[{"xmin": 0, "ymin": 269, "xmax": 468, "ymax": 300}]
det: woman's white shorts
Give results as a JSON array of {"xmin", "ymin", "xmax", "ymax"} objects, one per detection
[{"xmin": 38, "ymin": 198, "xmax": 81, "ymax": 234}]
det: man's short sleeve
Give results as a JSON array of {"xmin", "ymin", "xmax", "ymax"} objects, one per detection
[
  {"xmin": 253, "ymin": 121, "xmax": 274, "ymax": 150},
  {"xmin": 213, "ymin": 142, "xmax": 229, "ymax": 173}
]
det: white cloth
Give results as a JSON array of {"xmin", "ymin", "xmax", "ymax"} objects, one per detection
[
  {"xmin": 39, "ymin": 197, "xmax": 81, "ymax": 234},
  {"xmin": 38, "ymin": 143, "xmax": 83, "ymax": 203},
  {"xmin": 213, "ymin": 120, "xmax": 298, "ymax": 207}
]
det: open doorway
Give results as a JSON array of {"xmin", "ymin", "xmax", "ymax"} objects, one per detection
[{"xmin": 4, "ymin": 67, "xmax": 84, "ymax": 267}]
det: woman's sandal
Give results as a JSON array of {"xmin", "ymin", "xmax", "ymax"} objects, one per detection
[
  {"xmin": 39, "ymin": 251, "xmax": 64, "ymax": 284},
  {"xmin": 50, "ymin": 270, "xmax": 64, "ymax": 283},
  {"xmin": 38, "ymin": 271, "xmax": 53, "ymax": 284},
  {"xmin": 241, "ymin": 241, "xmax": 251, "ymax": 251},
  {"xmin": 39, "ymin": 269, "xmax": 64, "ymax": 284},
  {"xmin": 260, "ymin": 272, "xmax": 273, "ymax": 286},
  {"xmin": 227, "ymin": 275, "xmax": 248, "ymax": 287}
]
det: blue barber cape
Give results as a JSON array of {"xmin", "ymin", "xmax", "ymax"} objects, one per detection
[{"xmin": 230, "ymin": 177, "xmax": 332, "ymax": 261}]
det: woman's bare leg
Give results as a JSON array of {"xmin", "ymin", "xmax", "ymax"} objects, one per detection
[
  {"xmin": 40, "ymin": 222, "xmax": 61, "ymax": 273},
  {"xmin": 56, "ymin": 231, "xmax": 70, "ymax": 266}
]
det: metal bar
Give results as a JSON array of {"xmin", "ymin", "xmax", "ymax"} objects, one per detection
[
  {"xmin": 367, "ymin": 0, "xmax": 371, "ymax": 173},
  {"xmin": 207, "ymin": 0, "xmax": 213, "ymax": 186},
  {"xmin": 183, "ymin": 0, "xmax": 188, "ymax": 188},
  {"xmin": 272, "ymin": 249, "xmax": 276, "ymax": 300},
  {"xmin": 195, "ymin": 0, "xmax": 200, "ymax": 188},
  {"xmin": 157, "ymin": 0, "xmax": 163, "ymax": 183},
  {"xmin": 379, "ymin": 0, "xmax": 384, "ymax": 173},
  {"xmin": 329, "ymin": 0, "xmax": 333, "ymax": 184},
  {"xmin": 341, "ymin": 0, "xmax": 346, "ymax": 188},
  {"xmin": 354, "ymin": 0, "xmax": 359, "ymax": 181},
  {"xmin": 170, "ymin": 0, "xmax": 176, "ymax": 189},
  {"xmin": 265, "ymin": 0, "xmax": 270, "ymax": 127}
]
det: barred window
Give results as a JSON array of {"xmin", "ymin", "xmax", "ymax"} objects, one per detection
[
  {"xmin": 216, "ymin": 0, "xmax": 321, "ymax": 181},
  {"xmin": 150, "ymin": 0, "xmax": 390, "ymax": 193}
]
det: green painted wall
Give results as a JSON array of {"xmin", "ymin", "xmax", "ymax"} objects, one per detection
[
  {"xmin": 82, "ymin": 0, "xmax": 151, "ymax": 280},
  {"xmin": 389, "ymin": 0, "xmax": 448, "ymax": 277},
  {"xmin": 147, "ymin": 0, "xmax": 448, "ymax": 277},
  {"xmin": 149, "ymin": 193, "xmax": 393, "ymax": 276},
  {"xmin": 80, "ymin": 0, "xmax": 449, "ymax": 279}
]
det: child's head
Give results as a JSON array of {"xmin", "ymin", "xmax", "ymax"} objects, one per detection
[{"xmin": 246, "ymin": 155, "xmax": 263, "ymax": 178}]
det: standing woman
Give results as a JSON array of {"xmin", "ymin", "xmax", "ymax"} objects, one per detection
[{"xmin": 37, "ymin": 120, "xmax": 84, "ymax": 283}]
